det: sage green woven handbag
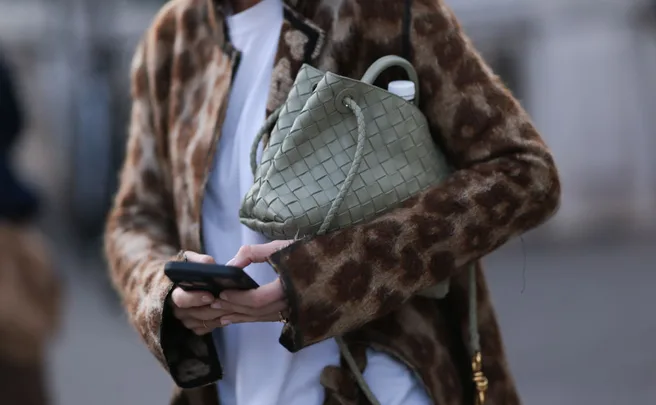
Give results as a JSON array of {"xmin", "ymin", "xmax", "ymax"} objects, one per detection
[{"xmin": 239, "ymin": 56, "xmax": 488, "ymax": 404}]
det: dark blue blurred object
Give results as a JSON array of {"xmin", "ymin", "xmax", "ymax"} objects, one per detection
[{"xmin": 0, "ymin": 52, "xmax": 40, "ymax": 223}]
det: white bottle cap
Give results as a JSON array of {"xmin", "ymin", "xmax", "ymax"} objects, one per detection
[{"xmin": 387, "ymin": 80, "xmax": 415, "ymax": 101}]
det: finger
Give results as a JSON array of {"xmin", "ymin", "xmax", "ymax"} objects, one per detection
[
  {"xmin": 189, "ymin": 316, "xmax": 236, "ymax": 335},
  {"xmin": 183, "ymin": 251, "xmax": 216, "ymax": 264},
  {"xmin": 171, "ymin": 287, "xmax": 214, "ymax": 309},
  {"xmin": 227, "ymin": 240, "xmax": 293, "ymax": 268},
  {"xmin": 173, "ymin": 306, "xmax": 190, "ymax": 321},
  {"xmin": 176, "ymin": 306, "xmax": 234, "ymax": 322},
  {"xmin": 220, "ymin": 309, "xmax": 283, "ymax": 325},
  {"xmin": 182, "ymin": 318, "xmax": 201, "ymax": 330},
  {"xmin": 183, "ymin": 317, "xmax": 220, "ymax": 331},
  {"xmin": 219, "ymin": 279, "xmax": 285, "ymax": 308},
  {"xmin": 213, "ymin": 298, "xmax": 287, "ymax": 318},
  {"xmin": 192, "ymin": 328, "xmax": 212, "ymax": 336}
]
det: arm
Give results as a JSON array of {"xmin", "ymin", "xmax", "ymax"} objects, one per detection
[
  {"xmin": 268, "ymin": 0, "xmax": 561, "ymax": 352},
  {"xmin": 104, "ymin": 23, "xmax": 221, "ymax": 387}
]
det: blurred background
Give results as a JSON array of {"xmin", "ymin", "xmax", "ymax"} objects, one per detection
[{"xmin": 0, "ymin": 0, "xmax": 654, "ymax": 404}]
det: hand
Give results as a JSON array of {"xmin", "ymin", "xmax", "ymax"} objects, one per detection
[
  {"xmin": 169, "ymin": 251, "xmax": 235, "ymax": 335},
  {"xmin": 212, "ymin": 240, "xmax": 294, "ymax": 325}
]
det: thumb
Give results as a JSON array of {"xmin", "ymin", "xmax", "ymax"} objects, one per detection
[
  {"xmin": 184, "ymin": 251, "xmax": 216, "ymax": 264},
  {"xmin": 171, "ymin": 288, "xmax": 214, "ymax": 308}
]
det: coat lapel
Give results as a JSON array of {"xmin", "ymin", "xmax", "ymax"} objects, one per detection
[
  {"xmin": 267, "ymin": 4, "xmax": 326, "ymax": 114},
  {"xmin": 206, "ymin": 1, "xmax": 325, "ymax": 114}
]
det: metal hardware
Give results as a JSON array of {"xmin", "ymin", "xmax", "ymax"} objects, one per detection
[{"xmin": 472, "ymin": 351, "xmax": 488, "ymax": 405}]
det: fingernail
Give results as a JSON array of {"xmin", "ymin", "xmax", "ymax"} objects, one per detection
[
  {"xmin": 221, "ymin": 319, "xmax": 231, "ymax": 326},
  {"xmin": 202, "ymin": 296, "xmax": 212, "ymax": 303},
  {"xmin": 219, "ymin": 292, "xmax": 228, "ymax": 301},
  {"xmin": 211, "ymin": 301, "xmax": 221, "ymax": 309},
  {"xmin": 226, "ymin": 257, "xmax": 236, "ymax": 266}
]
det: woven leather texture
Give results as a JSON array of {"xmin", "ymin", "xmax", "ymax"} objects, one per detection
[
  {"xmin": 260, "ymin": 65, "xmax": 325, "ymax": 177},
  {"xmin": 245, "ymin": 64, "xmax": 326, "ymax": 208},
  {"xmin": 241, "ymin": 70, "xmax": 451, "ymax": 239}
]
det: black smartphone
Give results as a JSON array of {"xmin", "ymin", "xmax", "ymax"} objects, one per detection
[{"xmin": 164, "ymin": 261, "xmax": 259, "ymax": 297}]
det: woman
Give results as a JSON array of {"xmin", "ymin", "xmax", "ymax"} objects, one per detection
[
  {"xmin": 0, "ymin": 52, "xmax": 60, "ymax": 405},
  {"xmin": 105, "ymin": 0, "xmax": 561, "ymax": 404}
]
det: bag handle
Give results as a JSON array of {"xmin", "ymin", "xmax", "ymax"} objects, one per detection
[
  {"xmin": 360, "ymin": 56, "xmax": 420, "ymax": 106},
  {"xmin": 250, "ymin": 107, "xmax": 281, "ymax": 176},
  {"xmin": 323, "ymin": 97, "xmax": 381, "ymax": 405}
]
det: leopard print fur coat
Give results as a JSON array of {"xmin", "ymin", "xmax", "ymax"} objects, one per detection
[{"xmin": 104, "ymin": 1, "xmax": 561, "ymax": 404}]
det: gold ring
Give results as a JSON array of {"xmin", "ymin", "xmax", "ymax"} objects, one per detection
[
  {"xmin": 203, "ymin": 320, "xmax": 208, "ymax": 329},
  {"xmin": 278, "ymin": 311, "xmax": 288, "ymax": 324}
]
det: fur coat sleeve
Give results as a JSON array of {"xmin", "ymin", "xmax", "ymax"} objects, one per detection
[
  {"xmin": 104, "ymin": 30, "xmax": 222, "ymax": 387},
  {"xmin": 268, "ymin": 0, "xmax": 561, "ymax": 353}
]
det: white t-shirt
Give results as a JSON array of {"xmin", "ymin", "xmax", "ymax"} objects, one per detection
[{"xmin": 201, "ymin": 1, "xmax": 431, "ymax": 404}]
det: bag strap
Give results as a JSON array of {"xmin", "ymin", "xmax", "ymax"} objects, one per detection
[
  {"xmin": 325, "ymin": 95, "xmax": 487, "ymax": 404},
  {"xmin": 319, "ymin": 97, "xmax": 381, "ymax": 405},
  {"xmin": 250, "ymin": 107, "xmax": 281, "ymax": 176},
  {"xmin": 470, "ymin": 265, "xmax": 487, "ymax": 405},
  {"xmin": 330, "ymin": 2, "xmax": 488, "ymax": 403},
  {"xmin": 326, "ymin": 101, "xmax": 487, "ymax": 405}
]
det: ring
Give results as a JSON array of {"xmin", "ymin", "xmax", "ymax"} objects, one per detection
[
  {"xmin": 203, "ymin": 320, "xmax": 208, "ymax": 329},
  {"xmin": 278, "ymin": 311, "xmax": 288, "ymax": 324}
]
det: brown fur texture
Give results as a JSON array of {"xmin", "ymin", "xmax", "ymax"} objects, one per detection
[{"xmin": 105, "ymin": 0, "xmax": 561, "ymax": 404}]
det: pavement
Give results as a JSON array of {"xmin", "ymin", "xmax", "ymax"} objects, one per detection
[
  {"xmin": 46, "ymin": 234, "xmax": 656, "ymax": 405},
  {"xmin": 484, "ymin": 237, "xmax": 656, "ymax": 405}
]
